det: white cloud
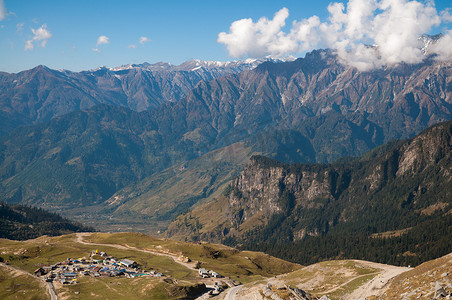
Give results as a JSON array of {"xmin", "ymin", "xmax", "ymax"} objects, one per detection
[
  {"xmin": 441, "ymin": 8, "xmax": 452, "ymax": 22},
  {"xmin": 0, "ymin": 0, "xmax": 6, "ymax": 21},
  {"xmin": 139, "ymin": 36, "xmax": 150, "ymax": 44},
  {"xmin": 24, "ymin": 40, "xmax": 33, "ymax": 50},
  {"xmin": 218, "ymin": 8, "xmax": 296, "ymax": 58},
  {"xmin": 128, "ymin": 36, "xmax": 150, "ymax": 49},
  {"xmin": 218, "ymin": 0, "xmax": 450, "ymax": 71},
  {"xmin": 92, "ymin": 35, "xmax": 110, "ymax": 52},
  {"xmin": 24, "ymin": 24, "xmax": 52, "ymax": 51},
  {"xmin": 430, "ymin": 30, "xmax": 452, "ymax": 60},
  {"xmin": 96, "ymin": 35, "xmax": 110, "ymax": 46}
]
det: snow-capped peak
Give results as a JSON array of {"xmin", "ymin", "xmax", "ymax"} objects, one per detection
[
  {"xmin": 419, "ymin": 34, "xmax": 443, "ymax": 55},
  {"xmin": 89, "ymin": 56, "xmax": 299, "ymax": 74}
]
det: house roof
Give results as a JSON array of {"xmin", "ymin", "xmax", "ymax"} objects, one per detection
[{"xmin": 120, "ymin": 259, "xmax": 136, "ymax": 265}]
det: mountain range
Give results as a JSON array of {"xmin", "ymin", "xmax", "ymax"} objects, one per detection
[
  {"xmin": 0, "ymin": 58, "xmax": 295, "ymax": 136},
  {"xmin": 0, "ymin": 49, "xmax": 451, "ymax": 255}
]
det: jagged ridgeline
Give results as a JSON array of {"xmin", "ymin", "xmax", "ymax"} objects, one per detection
[
  {"xmin": 167, "ymin": 121, "xmax": 452, "ymax": 266},
  {"xmin": 0, "ymin": 202, "xmax": 93, "ymax": 240}
]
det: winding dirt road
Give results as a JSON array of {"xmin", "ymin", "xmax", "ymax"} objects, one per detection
[
  {"xmin": 76, "ymin": 233, "xmax": 223, "ymax": 299},
  {"xmin": 345, "ymin": 260, "xmax": 411, "ymax": 299},
  {"xmin": 0, "ymin": 262, "xmax": 57, "ymax": 300},
  {"xmin": 224, "ymin": 285, "xmax": 243, "ymax": 300},
  {"xmin": 75, "ymin": 233, "xmax": 197, "ymax": 271}
]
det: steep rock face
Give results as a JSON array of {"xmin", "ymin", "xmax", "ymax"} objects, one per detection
[
  {"xmin": 230, "ymin": 162, "xmax": 333, "ymax": 221},
  {"xmin": 228, "ymin": 121, "xmax": 451, "ymax": 233}
]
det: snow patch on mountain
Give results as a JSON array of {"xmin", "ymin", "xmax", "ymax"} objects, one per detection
[{"xmin": 96, "ymin": 56, "xmax": 298, "ymax": 74}]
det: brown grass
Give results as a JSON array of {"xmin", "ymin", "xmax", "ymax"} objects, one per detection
[{"xmin": 383, "ymin": 253, "xmax": 452, "ymax": 299}]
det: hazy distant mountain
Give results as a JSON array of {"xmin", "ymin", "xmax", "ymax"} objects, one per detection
[
  {"xmin": 0, "ymin": 49, "xmax": 450, "ymax": 228},
  {"xmin": 0, "ymin": 58, "xmax": 291, "ymax": 135}
]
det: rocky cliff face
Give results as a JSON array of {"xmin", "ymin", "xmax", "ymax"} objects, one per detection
[
  {"xmin": 229, "ymin": 161, "xmax": 333, "ymax": 222},
  {"xmin": 227, "ymin": 120, "xmax": 451, "ymax": 233}
]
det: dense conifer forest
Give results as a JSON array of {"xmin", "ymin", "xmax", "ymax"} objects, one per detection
[{"xmin": 0, "ymin": 202, "xmax": 93, "ymax": 240}]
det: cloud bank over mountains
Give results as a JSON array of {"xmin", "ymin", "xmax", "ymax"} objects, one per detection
[{"xmin": 218, "ymin": 0, "xmax": 452, "ymax": 70}]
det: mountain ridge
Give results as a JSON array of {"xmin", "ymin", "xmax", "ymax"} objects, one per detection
[{"xmin": 0, "ymin": 58, "xmax": 271, "ymax": 135}]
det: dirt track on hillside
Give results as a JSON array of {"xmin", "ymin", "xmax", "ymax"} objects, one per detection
[
  {"xmin": 0, "ymin": 262, "xmax": 57, "ymax": 300},
  {"xmin": 345, "ymin": 260, "xmax": 411, "ymax": 299},
  {"xmin": 75, "ymin": 233, "xmax": 197, "ymax": 271}
]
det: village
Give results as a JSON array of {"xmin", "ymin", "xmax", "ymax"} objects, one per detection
[
  {"xmin": 34, "ymin": 249, "xmax": 166, "ymax": 284},
  {"xmin": 33, "ymin": 249, "xmax": 227, "ymax": 297}
]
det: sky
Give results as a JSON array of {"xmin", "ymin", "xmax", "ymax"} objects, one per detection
[{"xmin": 0, "ymin": 0, "xmax": 451, "ymax": 73}]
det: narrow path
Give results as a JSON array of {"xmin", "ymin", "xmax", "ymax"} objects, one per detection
[
  {"xmin": 75, "ymin": 233, "xmax": 197, "ymax": 271},
  {"xmin": 224, "ymin": 285, "xmax": 242, "ymax": 300},
  {"xmin": 0, "ymin": 262, "xmax": 57, "ymax": 300},
  {"xmin": 346, "ymin": 260, "xmax": 410, "ymax": 299},
  {"xmin": 46, "ymin": 281, "xmax": 58, "ymax": 300},
  {"xmin": 319, "ymin": 271, "xmax": 381, "ymax": 294}
]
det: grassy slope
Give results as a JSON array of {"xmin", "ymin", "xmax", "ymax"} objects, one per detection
[
  {"xmin": 0, "ymin": 264, "xmax": 48, "ymax": 300},
  {"xmin": 381, "ymin": 253, "xmax": 452, "ymax": 299},
  {"xmin": 284, "ymin": 260, "xmax": 378, "ymax": 292},
  {"xmin": 0, "ymin": 232, "xmax": 300, "ymax": 299},
  {"xmin": 237, "ymin": 259, "xmax": 411, "ymax": 300},
  {"xmin": 84, "ymin": 232, "xmax": 301, "ymax": 283},
  {"xmin": 234, "ymin": 260, "xmax": 381, "ymax": 300},
  {"xmin": 1, "ymin": 232, "xmax": 449, "ymax": 299}
]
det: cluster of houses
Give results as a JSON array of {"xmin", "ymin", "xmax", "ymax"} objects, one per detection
[
  {"xmin": 34, "ymin": 250, "xmax": 164, "ymax": 284},
  {"xmin": 198, "ymin": 268, "xmax": 222, "ymax": 279}
]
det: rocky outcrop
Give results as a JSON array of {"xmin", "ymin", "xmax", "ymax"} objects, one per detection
[
  {"xmin": 228, "ymin": 159, "xmax": 334, "ymax": 225},
  {"xmin": 259, "ymin": 284, "xmax": 328, "ymax": 300}
]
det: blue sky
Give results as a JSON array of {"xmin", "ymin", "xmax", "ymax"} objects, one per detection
[{"xmin": 0, "ymin": 0, "xmax": 450, "ymax": 73}]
